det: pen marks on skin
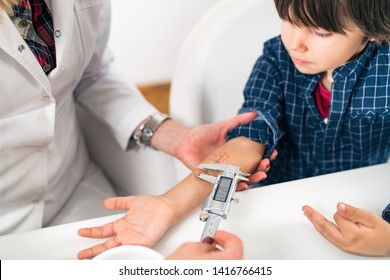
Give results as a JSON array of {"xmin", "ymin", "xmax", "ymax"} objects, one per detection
[
  {"xmin": 209, "ymin": 152, "xmax": 229, "ymax": 165},
  {"xmin": 198, "ymin": 152, "xmax": 230, "ymax": 176}
]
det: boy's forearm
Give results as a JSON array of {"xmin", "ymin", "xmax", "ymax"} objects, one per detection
[{"xmin": 162, "ymin": 136, "xmax": 266, "ymax": 223}]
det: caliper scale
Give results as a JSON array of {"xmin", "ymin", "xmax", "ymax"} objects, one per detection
[{"xmin": 195, "ymin": 163, "xmax": 250, "ymax": 242}]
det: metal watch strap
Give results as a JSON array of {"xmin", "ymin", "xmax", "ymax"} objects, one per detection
[{"xmin": 133, "ymin": 112, "xmax": 171, "ymax": 148}]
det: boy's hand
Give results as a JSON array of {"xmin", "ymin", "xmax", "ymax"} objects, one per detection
[
  {"xmin": 77, "ymin": 195, "xmax": 177, "ymax": 259},
  {"xmin": 303, "ymin": 202, "xmax": 390, "ymax": 257}
]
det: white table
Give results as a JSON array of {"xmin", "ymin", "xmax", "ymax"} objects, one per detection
[{"xmin": 0, "ymin": 163, "xmax": 389, "ymax": 260}]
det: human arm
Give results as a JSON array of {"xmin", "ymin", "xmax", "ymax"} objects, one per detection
[
  {"xmin": 73, "ymin": 4, "xmax": 267, "ymax": 179},
  {"xmin": 151, "ymin": 112, "xmax": 258, "ymax": 170},
  {"xmin": 165, "ymin": 230, "xmax": 243, "ymax": 260},
  {"xmin": 77, "ymin": 136, "xmax": 266, "ymax": 259},
  {"xmin": 150, "ymin": 112, "xmax": 276, "ymax": 189},
  {"xmin": 302, "ymin": 202, "xmax": 390, "ymax": 257}
]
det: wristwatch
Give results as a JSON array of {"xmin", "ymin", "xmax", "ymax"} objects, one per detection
[{"xmin": 132, "ymin": 112, "xmax": 171, "ymax": 148}]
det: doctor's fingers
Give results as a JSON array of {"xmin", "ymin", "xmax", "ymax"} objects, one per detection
[
  {"xmin": 269, "ymin": 149, "xmax": 278, "ymax": 161},
  {"xmin": 214, "ymin": 112, "xmax": 256, "ymax": 135},
  {"xmin": 237, "ymin": 171, "xmax": 267, "ymax": 191},
  {"xmin": 258, "ymin": 158, "xmax": 271, "ymax": 172},
  {"xmin": 221, "ymin": 112, "xmax": 257, "ymax": 129},
  {"xmin": 214, "ymin": 230, "xmax": 243, "ymax": 259},
  {"xmin": 253, "ymin": 149, "xmax": 278, "ymax": 175}
]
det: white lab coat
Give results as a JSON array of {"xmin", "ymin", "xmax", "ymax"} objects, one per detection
[{"xmin": 0, "ymin": 0, "xmax": 156, "ymax": 234}]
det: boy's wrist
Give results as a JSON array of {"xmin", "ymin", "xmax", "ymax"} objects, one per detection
[
  {"xmin": 161, "ymin": 173, "xmax": 214, "ymax": 223},
  {"xmin": 157, "ymin": 194, "xmax": 181, "ymax": 227}
]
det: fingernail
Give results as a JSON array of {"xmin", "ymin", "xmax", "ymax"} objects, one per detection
[
  {"xmin": 339, "ymin": 203, "xmax": 346, "ymax": 213},
  {"xmin": 202, "ymin": 237, "xmax": 215, "ymax": 244}
]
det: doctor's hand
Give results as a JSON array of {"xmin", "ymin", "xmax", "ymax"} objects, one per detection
[
  {"xmin": 166, "ymin": 230, "xmax": 243, "ymax": 260},
  {"xmin": 152, "ymin": 112, "xmax": 258, "ymax": 170},
  {"xmin": 77, "ymin": 195, "xmax": 176, "ymax": 260},
  {"xmin": 236, "ymin": 149, "xmax": 278, "ymax": 191},
  {"xmin": 303, "ymin": 202, "xmax": 390, "ymax": 257}
]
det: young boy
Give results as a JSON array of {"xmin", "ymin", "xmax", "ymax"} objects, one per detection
[{"xmin": 78, "ymin": 0, "xmax": 390, "ymax": 258}]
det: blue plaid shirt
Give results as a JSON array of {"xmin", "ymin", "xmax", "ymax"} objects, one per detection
[{"xmin": 227, "ymin": 36, "xmax": 390, "ymax": 188}]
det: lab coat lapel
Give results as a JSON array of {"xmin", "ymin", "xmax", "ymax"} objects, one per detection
[{"xmin": 49, "ymin": 0, "xmax": 74, "ymax": 78}]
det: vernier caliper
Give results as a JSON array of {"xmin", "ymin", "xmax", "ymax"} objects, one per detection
[{"xmin": 195, "ymin": 163, "xmax": 250, "ymax": 242}]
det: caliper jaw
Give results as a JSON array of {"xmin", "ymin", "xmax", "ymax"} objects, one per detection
[{"xmin": 196, "ymin": 163, "xmax": 251, "ymax": 182}]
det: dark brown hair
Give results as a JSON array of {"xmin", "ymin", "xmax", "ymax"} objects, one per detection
[{"xmin": 274, "ymin": 0, "xmax": 390, "ymax": 44}]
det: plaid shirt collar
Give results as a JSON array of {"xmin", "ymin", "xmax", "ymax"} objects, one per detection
[{"xmin": 9, "ymin": 0, "xmax": 56, "ymax": 75}]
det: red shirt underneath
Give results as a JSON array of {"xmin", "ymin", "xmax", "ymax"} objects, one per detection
[{"xmin": 314, "ymin": 81, "xmax": 331, "ymax": 119}]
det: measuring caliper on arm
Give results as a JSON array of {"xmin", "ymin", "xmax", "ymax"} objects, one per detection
[
  {"xmin": 161, "ymin": 137, "xmax": 266, "ymax": 247},
  {"xmin": 196, "ymin": 163, "xmax": 250, "ymax": 243}
]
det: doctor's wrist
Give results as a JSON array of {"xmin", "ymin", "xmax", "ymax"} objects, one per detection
[{"xmin": 151, "ymin": 119, "xmax": 190, "ymax": 157}]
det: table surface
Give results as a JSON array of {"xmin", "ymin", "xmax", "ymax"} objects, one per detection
[{"xmin": 1, "ymin": 163, "xmax": 389, "ymax": 260}]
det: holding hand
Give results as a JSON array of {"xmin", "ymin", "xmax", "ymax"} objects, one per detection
[
  {"xmin": 166, "ymin": 230, "xmax": 243, "ymax": 260},
  {"xmin": 303, "ymin": 202, "xmax": 390, "ymax": 257},
  {"xmin": 170, "ymin": 112, "xmax": 258, "ymax": 169},
  {"xmin": 237, "ymin": 149, "xmax": 278, "ymax": 191}
]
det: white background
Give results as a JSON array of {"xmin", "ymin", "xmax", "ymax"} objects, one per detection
[
  {"xmin": 3, "ymin": 260, "xmax": 390, "ymax": 280},
  {"xmin": 109, "ymin": 0, "xmax": 221, "ymax": 85}
]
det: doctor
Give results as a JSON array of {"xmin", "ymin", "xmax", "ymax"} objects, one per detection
[{"xmin": 0, "ymin": 0, "xmax": 269, "ymax": 235}]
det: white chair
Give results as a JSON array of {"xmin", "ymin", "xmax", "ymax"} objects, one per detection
[{"xmin": 169, "ymin": 0, "xmax": 280, "ymax": 180}]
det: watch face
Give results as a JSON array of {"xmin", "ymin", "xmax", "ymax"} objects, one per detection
[{"xmin": 213, "ymin": 176, "xmax": 232, "ymax": 202}]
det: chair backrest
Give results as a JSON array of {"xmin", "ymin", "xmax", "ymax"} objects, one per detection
[{"xmin": 169, "ymin": 0, "xmax": 280, "ymax": 127}]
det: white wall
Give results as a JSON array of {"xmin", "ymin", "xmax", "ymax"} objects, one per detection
[{"xmin": 109, "ymin": 0, "xmax": 221, "ymax": 85}]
